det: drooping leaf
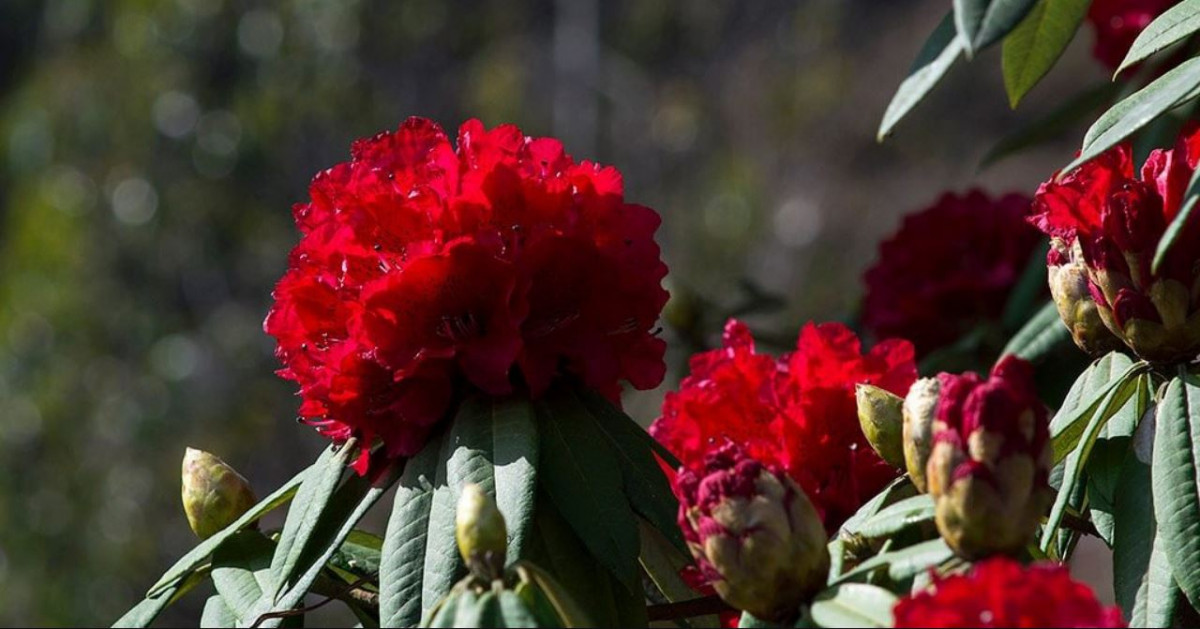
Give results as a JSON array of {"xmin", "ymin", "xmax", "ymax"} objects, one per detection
[
  {"xmin": 1118, "ymin": 0, "xmax": 1200, "ymax": 74},
  {"xmin": 637, "ymin": 518, "xmax": 720, "ymax": 627},
  {"xmin": 487, "ymin": 397, "xmax": 540, "ymax": 562},
  {"xmin": 955, "ymin": 0, "xmax": 1040, "ymax": 53},
  {"xmin": 1152, "ymin": 164, "xmax": 1200, "ymax": 274},
  {"xmin": 535, "ymin": 391, "xmax": 641, "ymax": 594},
  {"xmin": 1064, "ymin": 56, "xmax": 1200, "ymax": 173},
  {"xmin": 856, "ymin": 494, "xmax": 935, "ymax": 539},
  {"xmin": 1112, "ymin": 447, "xmax": 1155, "ymax": 621},
  {"xmin": 878, "ymin": 13, "xmax": 965, "ymax": 140},
  {"xmin": 1131, "ymin": 531, "xmax": 1182, "ymax": 627},
  {"xmin": 837, "ymin": 477, "xmax": 919, "ymax": 538},
  {"xmin": 526, "ymin": 495, "xmax": 620, "ymax": 628},
  {"xmin": 1087, "ymin": 374, "xmax": 1151, "ymax": 545},
  {"xmin": 1151, "ymin": 372, "xmax": 1200, "ymax": 610},
  {"xmin": 1049, "ymin": 353, "xmax": 1143, "ymax": 464},
  {"xmin": 378, "ymin": 430, "xmax": 442, "ymax": 628},
  {"xmin": 832, "ymin": 538, "xmax": 953, "ymax": 586},
  {"xmin": 200, "ymin": 595, "xmax": 238, "ymax": 629},
  {"xmin": 114, "ymin": 569, "xmax": 208, "ymax": 628},
  {"xmin": 809, "ymin": 583, "xmax": 897, "ymax": 628},
  {"xmin": 1001, "ymin": 0, "xmax": 1090, "ymax": 106},
  {"xmin": 211, "ymin": 530, "xmax": 275, "ymax": 624},
  {"xmin": 1000, "ymin": 300, "xmax": 1069, "ymax": 362},
  {"xmin": 267, "ymin": 441, "xmax": 356, "ymax": 600},
  {"xmin": 573, "ymin": 386, "xmax": 686, "ymax": 556}
]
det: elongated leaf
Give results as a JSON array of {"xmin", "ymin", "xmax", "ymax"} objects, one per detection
[
  {"xmin": 268, "ymin": 442, "xmax": 356, "ymax": 599},
  {"xmin": 114, "ymin": 569, "xmax": 207, "ymax": 628},
  {"xmin": 1064, "ymin": 56, "xmax": 1200, "ymax": 173},
  {"xmin": 379, "ymin": 432, "xmax": 443, "ymax": 628},
  {"xmin": 1050, "ymin": 354, "xmax": 1142, "ymax": 464},
  {"xmin": 809, "ymin": 583, "xmax": 897, "ymax": 628},
  {"xmin": 833, "ymin": 538, "xmax": 953, "ymax": 585},
  {"xmin": 637, "ymin": 519, "xmax": 721, "ymax": 627},
  {"xmin": 857, "ymin": 494, "xmax": 935, "ymax": 539},
  {"xmin": 1112, "ymin": 448, "xmax": 1155, "ymax": 620},
  {"xmin": 330, "ymin": 530, "xmax": 383, "ymax": 579},
  {"xmin": 535, "ymin": 392, "xmax": 641, "ymax": 593},
  {"xmin": 879, "ymin": 13, "xmax": 965, "ymax": 140},
  {"xmin": 1151, "ymin": 372, "xmax": 1200, "ymax": 610},
  {"xmin": 837, "ymin": 478, "xmax": 918, "ymax": 538},
  {"xmin": 201, "ymin": 595, "xmax": 238, "ymax": 629},
  {"xmin": 1152, "ymin": 164, "xmax": 1200, "ymax": 274},
  {"xmin": 487, "ymin": 397, "xmax": 539, "ymax": 562},
  {"xmin": 573, "ymin": 387, "xmax": 686, "ymax": 555},
  {"xmin": 1001, "ymin": 0, "xmax": 1090, "ymax": 106},
  {"xmin": 1119, "ymin": 0, "xmax": 1200, "ymax": 74},
  {"xmin": 147, "ymin": 468, "xmax": 306, "ymax": 597},
  {"xmin": 527, "ymin": 495, "xmax": 618, "ymax": 628},
  {"xmin": 1042, "ymin": 371, "xmax": 1142, "ymax": 549},
  {"xmin": 211, "ymin": 531, "xmax": 274, "ymax": 623},
  {"xmin": 1087, "ymin": 375, "xmax": 1150, "ymax": 544},
  {"xmin": 957, "ymin": 0, "xmax": 1040, "ymax": 53},
  {"xmin": 253, "ymin": 462, "xmax": 403, "ymax": 627},
  {"xmin": 1132, "ymin": 531, "xmax": 1181, "ymax": 627}
]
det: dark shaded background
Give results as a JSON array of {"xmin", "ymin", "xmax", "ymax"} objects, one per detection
[{"xmin": 0, "ymin": 0, "xmax": 1112, "ymax": 625}]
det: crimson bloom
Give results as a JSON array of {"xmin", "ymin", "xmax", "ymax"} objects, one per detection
[
  {"xmin": 266, "ymin": 118, "xmax": 668, "ymax": 472},
  {"xmin": 1087, "ymin": 0, "xmax": 1178, "ymax": 70},
  {"xmin": 1029, "ymin": 126, "xmax": 1200, "ymax": 362},
  {"xmin": 651, "ymin": 319, "xmax": 917, "ymax": 532},
  {"xmin": 893, "ymin": 558, "xmax": 1125, "ymax": 628},
  {"xmin": 863, "ymin": 190, "xmax": 1039, "ymax": 357}
]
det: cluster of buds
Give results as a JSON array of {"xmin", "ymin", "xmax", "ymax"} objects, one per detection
[
  {"xmin": 673, "ymin": 443, "xmax": 829, "ymax": 622},
  {"xmin": 1030, "ymin": 131, "xmax": 1200, "ymax": 363},
  {"xmin": 181, "ymin": 448, "xmax": 256, "ymax": 539},
  {"xmin": 856, "ymin": 357, "xmax": 1052, "ymax": 559},
  {"xmin": 925, "ymin": 357, "xmax": 1052, "ymax": 559}
]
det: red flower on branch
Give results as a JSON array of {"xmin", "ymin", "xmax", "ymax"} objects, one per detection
[
  {"xmin": 1029, "ymin": 126, "xmax": 1200, "ymax": 362},
  {"xmin": 651, "ymin": 319, "xmax": 917, "ymax": 532},
  {"xmin": 266, "ymin": 118, "xmax": 668, "ymax": 472},
  {"xmin": 1087, "ymin": 0, "xmax": 1178, "ymax": 70},
  {"xmin": 862, "ymin": 190, "xmax": 1039, "ymax": 357},
  {"xmin": 893, "ymin": 558, "xmax": 1125, "ymax": 628}
]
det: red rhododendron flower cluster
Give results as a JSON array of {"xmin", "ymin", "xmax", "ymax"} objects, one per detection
[
  {"xmin": 1087, "ymin": 0, "xmax": 1178, "ymax": 70},
  {"xmin": 650, "ymin": 319, "xmax": 917, "ymax": 531},
  {"xmin": 862, "ymin": 190, "xmax": 1039, "ymax": 356},
  {"xmin": 266, "ymin": 117, "xmax": 668, "ymax": 472},
  {"xmin": 893, "ymin": 558, "xmax": 1125, "ymax": 628},
  {"xmin": 1029, "ymin": 127, "xmax": 1200, "ymax": 362}
]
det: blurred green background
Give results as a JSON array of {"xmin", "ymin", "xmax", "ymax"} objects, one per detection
[{"xmin": 0, "ymin": 0, "xmax": 1112, "ymax": 625}]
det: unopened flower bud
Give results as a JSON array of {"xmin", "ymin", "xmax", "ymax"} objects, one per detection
[
  {"xmin": 674, "ymin": 443, "xmax": 829, "ymax": 622},
  {"xmin": 856, "ymin": 384, "xmax": 906, "ymax": 469},
  {"xmin": 902, "ymin": 377, "xmax": 941, "ymax": 493},
  {"xmin": 926, "ymin": 357, "xmax": 1052, "ymax": 560},
  {"xmin": 456, "ymin": 484, "xmax": 507, "ymax": 580},
  {"xmin": 181, "ymin": 448, "xmax": 256, "ymax": 539},
  {"xmin": 1047, "ymin": 238, "xmax": 1122, "ymax": 356}
]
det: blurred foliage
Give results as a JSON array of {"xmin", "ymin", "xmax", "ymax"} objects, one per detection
[{"xmin": 0, "ymin": 0, "xmax": 1109, "ymax": 625}]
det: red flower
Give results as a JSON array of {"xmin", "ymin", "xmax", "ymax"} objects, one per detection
[
  {"xmin": 893, "ymin": 558, "xmax": 1125, "ymax": 628},
  {"xmin": 1029, "ymin": 126, "xmax": 1200, "ymax": 362},
  {"xmin": 650, "ymin": 319, "xmax": 917, "ymax": 533},
  {"xmin": 1087, "ymin": 0, "xmax": 1178, "ymax": 70},
  {"xmin": 862, "ymin": 190, "xmax": 1039, "ymax": 357},
  {"xmin": 266, "ymin": 118, "xmax": 668, "ymax": 472}
]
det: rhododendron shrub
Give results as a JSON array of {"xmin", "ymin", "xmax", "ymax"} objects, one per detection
[
  {"xmin": 265, "ymin": 117, "xmax": 668, "ymax": 472},
  {"xmin": 118, "ymin": 3, "xmax": 1200, "ymax": 628}
]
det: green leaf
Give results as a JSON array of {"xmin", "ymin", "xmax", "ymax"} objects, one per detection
[
  {"xmin": 856, "ymin": 494, "xmax": 935, "ymax": 539},
  {"xmin": 1001, "ymin": 301, "xmax": 1068, "ymax": 362},
  {"xmin": 1119, "ymin": 0, "xmax": 1200, "ymax": 74},
  {"xmin": 114, "ymin": 569, "xmax": 208, "ymax": 628},
  {"xmin": 809, "ymin": 583, "xmax": 897, "ymax": 628},
  {"xmin": 379, "ymin": 432, "xmax": 443, "ymax": 628},
  {"xmin": 1151, "ymin": 372, "xmax": 1200, "ymax": 610},
  {"xmin": 983, "ymin": 83, "xmax": 1123, "ymax": 168},
  {"xmin": 201, "ymin": 595, "xmax": 238, "ymax": 629},
  {"xmin": 1001, "ymin": 0, "xmax": 1090, "ymax": 106},
  {"xmin": 955, "ymin": 0, "xmax": 1039, "ymax": 53},
  {"xmin": 878, "ymin": 13, "xmax": 965, "ymax": 140},
  {"xmin": 737, "ymin": 612, "xmax": 777, "ymax": 628},
  {"xmin": 535, "ymin": 390, "xmax": 641, "ymax": 594},
  {"xmin": 1064, "ymin": 56, "xmax": 1200, "ymax": 174},
  {"xmin": 488, "ymin": 397, "xmax": 540, "ymax": 562},
  {"xmin": 496, "ymin": 590, "xmax": 540, "ymax": 628},
  {"xmin": 268, "ymin": 442, "xmax": 356, "ymax": 600},
  {"xmin": 1041, "ymin": 368, "xmax": 1144, "ymax": 550},
  {"xmin": 255, "ymin": 461, "xmax": 403, "ymax": 627},
  {"xmin": 146, "ymin": 467, "xmax": 306, "ymax": 597},
  {"xmin": 832, "ymin": 538, "xmax": 953, "ymax": 585},
  {"xmin": 1132, "ymin": 531, "xmax": 1182, "ymax": 627},
  {"xmin": 527, "ymin": 494, "xmax": 619, "ymax": 628},
  {"xmin": 1049, "ymin": 353, "xmax": 1142, "ymax": 464},
  {"xmin": 1086, "ymin": 375, "xmax": 1151, "ymax": 545},
  {"xmin": 1112, "ymin": 447, "xmax": 1155, "ymax": 621},
  {"xmin": 573, "ymin": 387, "xmax": 687, "ymax": 556},
  {"xmin": 211, "ymin": 530, "xmax": 275, "ymax": 623},
  {"xmin": 1152, "ymin": 165, "xmax": 1200, "ymax": 275},
  {"xmin": 837, "ymin": 478, "xmax": 918, "ymax": 538}
]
